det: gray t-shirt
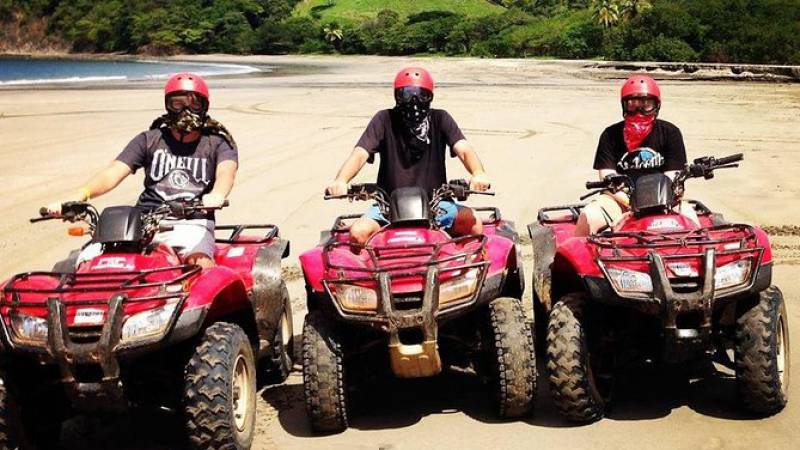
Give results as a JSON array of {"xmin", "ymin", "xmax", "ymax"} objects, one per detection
[{"xmin": 116, "ymin": 128, "xmax": 238, "ymax": 216}]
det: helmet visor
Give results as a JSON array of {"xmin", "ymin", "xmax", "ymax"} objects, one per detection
[
  {"xmin": 166, "ymin": 92, "xmax": 205, "ymax": 114},
  {"xmin": 623, "ymin": 96, "xmax": 659, "ymax": 115},
  {"xmin": 394, "ymin": 86, "xmax": 433, "ymax": 104}
]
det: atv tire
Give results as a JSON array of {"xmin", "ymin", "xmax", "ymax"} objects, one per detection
[
  {"xmin": 262, "ymin": 283, "xmax": 295, "ymax": 384},
  {"xmin": 485, "ymin": 297, "xmax": 536, "ymax": 418},
  {"xmin": 546, "ymin": 293, "xmax": 606, "ymax": 422},
  {"xmin": 302, "ymin": 311, "xmax": 348, "ymax": 433},
  {"xmin": 735, "ymin": 285, "xmax": 790, "ymax": 415},
  {"xmin": 0, "ymin": 372, "xmax": 24, "ymax": 450},
  {"xmin": 184, "ymin": 322, "xmax": 257, "ymax": 450}
]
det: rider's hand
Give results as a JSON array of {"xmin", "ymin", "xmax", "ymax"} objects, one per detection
[
  {"xmin": 326, "ymin": 180, "xmax": 349, "ymax": 196},
  {"xmin": 469, "ymin": 172, "xmax": 491, "ymax": 191},
  {"xmin": 201, "ymin": 192, "xmax": 226, "ymax": 208}
]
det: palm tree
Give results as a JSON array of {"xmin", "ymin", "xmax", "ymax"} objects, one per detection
[
  {"xmin": 592, "ymin": 0, "xmax": 620, "ymax": 28},
  {"xmin": 323, "ymin": 24, "xmax": 343, "ymax": 45},
  {"xmin": 619, "ymin": 0, "xmax": 652, "ymax": 21}
]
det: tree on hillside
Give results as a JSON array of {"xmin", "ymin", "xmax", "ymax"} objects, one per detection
[
  {"xmin": 323, "ymin": 23, "xmax": 342, "ymax": 44},
  {"xmin": 592, "ymin": 0, "xmax": 619, "ymax": 28},
  {"xmin": 619, "ymin": 0, "xmax": 651, "ymax": 21}
]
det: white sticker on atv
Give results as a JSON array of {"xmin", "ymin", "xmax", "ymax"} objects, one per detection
[
  {"xmin": 647, "ymin": 218, "xmax": 682, "ymax": 230},
  {"xmin": 387, "ymin": 231, "xmax": 425, "ymax": 244},
  {"xmin": 92, "ymin": 257, "xmax": 134, "ymax": 271},
  {"xmin": 668, "ymin": 262, "xmax": 698, "ymax": 278},
  {"xmin": 74, "ymin": 308, "xmax": 105, "ymax": 326},
  {"xmin": 227, "ymin": 247, "xmax": 245, "ymax": 258}
]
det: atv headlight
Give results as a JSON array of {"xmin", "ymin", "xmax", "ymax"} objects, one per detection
[
  {"xmin": 607, "ymin": 267, "xmax": 653, "ymax": 293},
  {"xmin": 9, "ymin": 313, "xmax": 48, "ymax": 345},
  {"xmin": 332, "ymin": 284, "xmax": 378, "ymax": 312},
  {"xmin": 120, "ymin": 299, "xmax": 180, "ymax": 344},
  {"xmin": 714, "ymin": 259, "xmax": 751, "ymax": 290},
  {"xmin": 439, "ymin": 268, "xmax": 480, "ymax": 305}
]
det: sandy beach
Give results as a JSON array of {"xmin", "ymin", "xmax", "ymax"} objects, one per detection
[{"xmin": 1, "ymin": 54, "xmax": 799, "ymax": 449}]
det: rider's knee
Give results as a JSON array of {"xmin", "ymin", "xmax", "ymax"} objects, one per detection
[
  {"xmin": 350, "ymin": 218, "xmax": 380, "ymax": 245},
  {"xmin": 186, "ymin": 253, "xmax": 215, "ymax": 269},
  {"xmin": 450, "ymin": 208, "xmax": 481, "ymax": 236}
]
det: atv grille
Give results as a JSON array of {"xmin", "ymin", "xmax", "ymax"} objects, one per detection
[
  {"xmin": 69, "ymin": 325, "xmax": 103, "ymax": 344},
  {"xmin": 669, "ymin": 277, "xmax": 701, "ymax": 293},
  {"xmin": 392, "ymin": 293, "xmax": 423, "ymax": 311}
]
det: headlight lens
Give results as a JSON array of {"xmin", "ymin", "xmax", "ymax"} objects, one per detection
[
  {"xmin": 120, "ymin": 299, "xmax": 180, "ymax": 344},
  {"xmin": 439, "ymin": 268, "xmax": 480, "ymax": 305},
  {"xmin": 715, "ymin": 259, "xmax": 751, "ymax": 289},
  {"xmin": 332, "ymin": 284, "xmax": 378, "ymax": 312},
  {"xmin": 9, "ymin": 313, "xmax": 48, "ymax": 345},
  {"xmin": 607, "ymin": 267, "xmax": 653, "ymax": 293}
]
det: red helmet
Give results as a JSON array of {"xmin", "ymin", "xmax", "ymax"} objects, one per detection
[
  {"xmin": 394, "ymin": 67, "xmax": 434, "ymax": 92},
  {"xmin": 621, "ymin": 75, "xmax": 661, "ymax": 101},
  {"xmin": 164, "ymin": 72, "xmax": 210, "ymax": 106}
]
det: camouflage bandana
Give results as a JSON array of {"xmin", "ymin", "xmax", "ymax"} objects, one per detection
[
  {"xmin": 150, "ymin": 113, "xmax": 236, "ymax": 148},
  {"xmin": 170, "ymin": 109, "xmax": 205, "ymax": 135}
]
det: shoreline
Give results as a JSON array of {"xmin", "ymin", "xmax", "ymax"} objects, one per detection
[{"xmin": 2, "ymin": 52, "xmax": 798, "ymax": 89}]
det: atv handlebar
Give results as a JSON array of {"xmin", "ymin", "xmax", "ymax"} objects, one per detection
[{"xmin": 714, "ymin": 153, "xmax": 743, "ymax": 166}]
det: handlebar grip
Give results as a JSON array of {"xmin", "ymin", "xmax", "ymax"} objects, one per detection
[
  {"xmin": 715, "ymin": 153, "xmax": 743, "ymax": 166},
  {"xmin": 30, "ymin": 216, "xmax": 52, "ymax": 223},
  {"xmin": 222, "ymin": 200, "xmax": 230, "ymax": 207},
  {"xmin": 586, "ymin": 181, "xmax": 606, "ymax": 189}
]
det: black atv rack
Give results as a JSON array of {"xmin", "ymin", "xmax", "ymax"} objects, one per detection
[
  {"xmin": 320, "ymin": 235, "xmax": 491, "ymax": 326},
  {"xmin": 588, "ymin": 223, "xmax": 758, "ymax": 253},
  {"xmin": 1, "ymin": 265, "xmax": 200, "ymax": 307},
  {"xmin": 215, "ymin": 224, "xmax": 279, "ymax": 244}
]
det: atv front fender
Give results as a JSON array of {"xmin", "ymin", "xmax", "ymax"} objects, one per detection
[
  {"xmin": 251, "ymin": 238, "xmax": 290, "ymax": 357},
  {"xmin": 527, "ymin": 222, "xmax": 556, "ymax": 308},
  {"xmin": 185, "ymin": 266, "xmax": 249, "ymax": 319}
]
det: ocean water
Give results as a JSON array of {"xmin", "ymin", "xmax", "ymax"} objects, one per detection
[{"xmin": 0, "ymin": 57, "xmax": 262, "ymax": 85}]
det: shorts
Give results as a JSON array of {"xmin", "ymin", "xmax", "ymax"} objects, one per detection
[
  {"xmin": 77, "ymin": 219, "xmax": 216, "ymax": 265},
  {"xmin": 364, "ymin": 200, "xmax": 462, "ymax": 229}
]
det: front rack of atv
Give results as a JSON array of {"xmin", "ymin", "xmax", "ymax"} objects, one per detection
[
  {"xmin": 1, "ymin": 264, "xmax": 200, "ymax": 307},
  {"xmin": 588, "ymin": 223, "xmax": 758, "ymax": 253},
  {"xmin": 321, "ymin": 235, "xmax": 491, "ymax": 322},
  {"xmin": 590, "ymin": 224, "xmax": 766, "ymax": 300}
]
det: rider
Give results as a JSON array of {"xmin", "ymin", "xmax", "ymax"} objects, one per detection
[
  {"xmin": 326, "ymin": 67, "xmax": 491, "ymax": 246},
  {"xmin": 45, "ymin": 72, "xmax": 238, "ymax": 268},
  {"xmin": 575, "ymin": 74, "xmax": 695, "ymax": 236}
]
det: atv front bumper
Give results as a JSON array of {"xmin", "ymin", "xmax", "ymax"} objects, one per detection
[
  {"xmin": 318, "ymin": 267, "xmax": 505, "ymax": 378},
  {"xmin": 583, "ymin": 249, "xmax": 772, "ymax": 361},
  {"xmin": 0, "ymin": 295, "xmax": 206, "ymax": 412}
]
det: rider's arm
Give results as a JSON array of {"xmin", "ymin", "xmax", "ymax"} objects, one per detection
[
  {"xmin": 82, "ymin": 160, "xmax": 133, "ymax": 199},
  {"xmin": 328, "ymin": 147, "xmax": 370, "ymax": 195},
  {"xmin": 453, "ymin": 140, "xmax": 490, "ymax": 191},
  {"xmin": 45, "ymin": 161, "xmax": 131, "ymax": 214},
  {"xmin": 208, "ymin": 160, "xmax": 238, "ymax": 200}
]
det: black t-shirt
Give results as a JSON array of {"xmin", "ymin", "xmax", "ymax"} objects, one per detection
[
  {"xmin": 593, "ymin": 119, "xmax": 687, "ymax": 171},
  {"xmin": 116, "ymin": 128, "xmax": 238, "ymax": 217},
  {"xmin": 356, "ymin": 109, "xmax": 466, "ymax": 195}
]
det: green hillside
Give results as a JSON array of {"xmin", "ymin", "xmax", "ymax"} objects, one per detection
[
  {"xmin": 1, "ymin": 1, "xmax": 798, "ymax": 64},
  {"xmin": 294, "ymin": 0, "xmax": 504, "ymax": 23}
]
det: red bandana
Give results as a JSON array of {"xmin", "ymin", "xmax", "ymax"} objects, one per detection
[{"xmin": 623, "ymin": 114, "xmax": 655, "ymax": 151}]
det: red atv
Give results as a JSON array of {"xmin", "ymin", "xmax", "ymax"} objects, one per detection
[
  {"xmin": 0, "ymin": 200, "xmax": 293, "ymax": 449},
  {"xmin": 529, "ymin": 151, "xmax": 789, "ymax": 422},
  {"xmin": 299, "ymin": 181, "xmax": 535, "ymax": 432}
]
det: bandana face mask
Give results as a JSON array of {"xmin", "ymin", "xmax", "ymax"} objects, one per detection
[
  {"xmin": 165, "ymin": 93, "xmax": 207, "ymax": 141},
  {"xmin": 622, "ymin": 95, "xmax": 659, "ymax": 151}
]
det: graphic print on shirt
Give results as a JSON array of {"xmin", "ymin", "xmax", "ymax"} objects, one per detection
[{"xmin": 148, "ymin": 148, "xmax": 211, "ymax": 201}]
